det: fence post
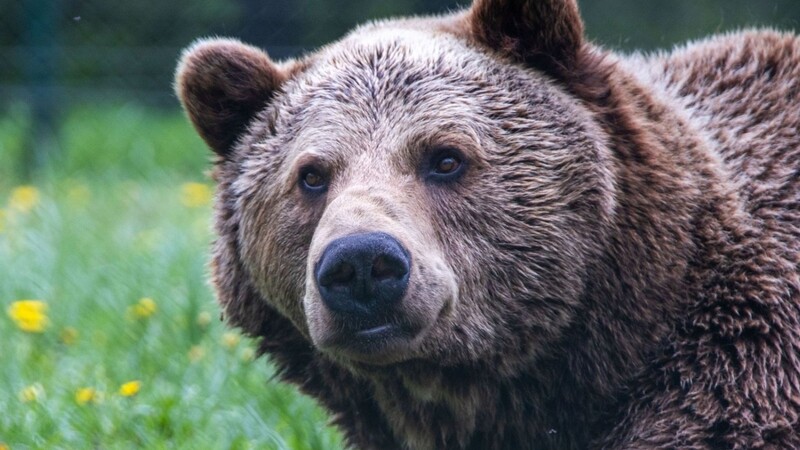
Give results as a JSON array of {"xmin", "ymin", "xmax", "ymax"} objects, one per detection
[{"xmin": 22, "ymin": 0, "xmax": 61, "ymax": 177}]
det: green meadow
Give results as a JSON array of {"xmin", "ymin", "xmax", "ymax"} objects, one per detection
[{"xmin": 0, "ymin": 104, "xmax": 344, "ymax": 449}]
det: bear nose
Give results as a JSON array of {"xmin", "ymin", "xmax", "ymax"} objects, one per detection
[{"xmin": 315, "ymin": 232, "xmax": 411, "ymax": 318}]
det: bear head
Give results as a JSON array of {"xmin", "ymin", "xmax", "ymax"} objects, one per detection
[{"xmin": 176, "ymin": 0, "xmax": 617, "ymax": 378}]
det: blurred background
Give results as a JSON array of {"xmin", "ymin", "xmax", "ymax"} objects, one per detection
[{"xmin": 0, "ymin": 1, "xmax": 798, "ymax": 449}]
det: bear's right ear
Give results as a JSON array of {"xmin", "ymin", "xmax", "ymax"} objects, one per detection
[
  {"xmin": 467, "ymin": 0, "xmax": 584, "ymax": 74},
  {"xmin": 175, "ymin": 38, "xmax": 288, "ymax": 157}
]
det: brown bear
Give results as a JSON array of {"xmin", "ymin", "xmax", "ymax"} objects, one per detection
[{"xmin": 175, "ymin": 0, "xmax": 800, "ymax": 448}]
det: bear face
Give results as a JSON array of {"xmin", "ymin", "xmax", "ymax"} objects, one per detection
[
  {"xmin": 176, "ymin": 0, "xmax": 800, "ymax": 448},
  {"xmin": 178, "ymin": 21, "xmax": 615, "ymax": 374}
]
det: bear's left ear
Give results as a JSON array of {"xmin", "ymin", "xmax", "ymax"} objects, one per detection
[
  {"xmin": 175, "ymin": 38, "xmax": 289, "ymax": 157},
  {"xmin": 467, "ymin": 0, "xmax": 585, "ymax": 74}
]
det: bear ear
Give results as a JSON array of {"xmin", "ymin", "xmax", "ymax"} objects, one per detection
[
  {"xmin": 175, "ymin": 38, "xmax": 288, "ymax": 157},
  {"xmin": 467, "ymin": 0, "xmax": 585, "ymax": 74}
]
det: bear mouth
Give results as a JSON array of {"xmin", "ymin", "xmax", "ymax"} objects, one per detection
[
  {"xmin": 320, "ymin": 319, "xmax": 424, "ymax": 365},
  {"xmin": 355, "ymin": 323, "xmax": 396, "ymax": 338}
]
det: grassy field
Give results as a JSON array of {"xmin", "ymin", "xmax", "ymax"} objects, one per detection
[{"xmin": 0, "ymin": 104, "xmax": 344, "ymax": 449}]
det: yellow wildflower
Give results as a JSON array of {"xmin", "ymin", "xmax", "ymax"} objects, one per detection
[
  {"xmin": 75, "ymin": 387, "xmax": 99, "ymax": 405},
  {"xmin": 7, "ymin": 300, "xmax": 49, "ymax": 333},
  {"xmin": 8, "ymin": 185, "xmax": 41, "ymax": 213},
  {"xmin": 196, "ymin": 311, "xmax": 212, "ymax": 328},
  {"xmin": 136, "ymin": 297, "xmax": 157, "ymax": 316},
  {"xmin": 188, "ymin": 345, "xmax": 205, "ymax": 363},
  {"xmin": 222, "ymin": 332, "xmax": 240, "ymax": 350},
  {"xmin": 118, "ymin": 380, "xmax": 141, "ymax": 397},
  {"xmin": 180, "ymin": 182, "xmax": 212, "ymax": 208},
  {"xmin": 240, "ymin": 347, "xmax": 256, "ymax": 363},
  {"xmin": 127, "ymin": 297, "xmax": 157, "ymax": 320},
  {"xmin": 19, "ymin": 383, "xmax": 44, "ymax": 403},
  {"xmin": 0, "ymin": 441, "xmax": 9, "ymax": 450},
  {"xmin": 60, "ymin": 327, "xmax": 79, "ymax": 345}
]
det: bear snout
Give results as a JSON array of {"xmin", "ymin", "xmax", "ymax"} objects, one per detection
[
  {"xmin": 301, "ymin": 187, "xmax": 457, "ymax": 364},
  {"xmin": 314, "ymin": 232, "xmax": 411, "ymax": 319}
]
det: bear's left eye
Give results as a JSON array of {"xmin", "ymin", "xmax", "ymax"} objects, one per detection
[
  {"xmin": 435, "ymin": 156, "xmax": 461, "ymax": 174},
  {"xmin": 427, "ymin": 147, "xmax": 466, "ymax": 183},
  {"xmin": 300, "ymin": 167, "xmax": 327, "ymax": 193}
]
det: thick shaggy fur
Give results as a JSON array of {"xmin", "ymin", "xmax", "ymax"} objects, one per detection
[{"xmin": 175, "ymin": 0, "xmax": 800, "ymax": 448}]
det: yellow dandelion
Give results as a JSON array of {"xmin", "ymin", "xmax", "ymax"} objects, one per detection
[
  {"xmin": 118, "ymin": 380, "xmax": 141, "ymax": 397},
  {"xmin": 196, "ymin": 311, "xmax": 212, "ymax": 328},
  {"xmin": 188, "ymin": 345, "xmax": 205, "ymax": 363},
  {"xmin": 19, "ymin": 383, "xmax": 44, "ymax": 403},
  {"xmin": 8, "ymin": 185, "xmax": 41, "ymax": 213},
  {"xmin": 240, "ymin": 347, "xmax": 256, "ymax": 362},
  {"xmin": 75, "ymin": 387, "xmax": 100, "ymax": 405},
  {"xmin": 135, "ymin": 297, "xmax": 157, "ymax": 317},
  {"xmin": 7, "ymin": 300, "xmax": 49, "ymax": 333},
  {"xmin": 59, "ymin": 326, "xmax": 79, "ymax": 345},
  {"xmin": 180, "ymin": 182, "xmax": 213, "ymax": 208},
  {"xmin": 222, "ymin": 332, "xmax": 240, "ymax": 350},
  {"xmin": 127, "ymin": 297, "xmax": 157, "ymax": 320}
]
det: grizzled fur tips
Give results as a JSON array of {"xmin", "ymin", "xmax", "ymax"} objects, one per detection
[{"xmin": 175, "ymin": 0, "xmax": 800, "ymax": 448}]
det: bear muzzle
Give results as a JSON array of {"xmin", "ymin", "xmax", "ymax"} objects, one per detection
[
  {"xmin": 310, "ymin": 231, "xmax": 427, "ymax": 362},
  {"xmin": 302, "ymin": 186, "xmax": 458, "ymax": 364}
]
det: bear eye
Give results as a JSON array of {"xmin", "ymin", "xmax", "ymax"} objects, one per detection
[
  {"xmin": 435, "ymin": 156, "xmax": 461, "ymax": 175},
  {"xmin": 300, "ymin": 167, "xmax": 327, "ymax": 192},
  {"xmin": 427, "ymin": 147, "xmax": 466, "ymax": 182}
]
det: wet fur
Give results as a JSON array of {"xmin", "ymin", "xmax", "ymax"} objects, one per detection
[{"xmin": 176, "ymin": 1, "xmax": 800, "ymax": 448}]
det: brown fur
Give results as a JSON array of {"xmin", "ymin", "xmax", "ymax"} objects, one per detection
[{"xmin": 175, "ymin": 0, "xmax": 800, "ymax": 448}]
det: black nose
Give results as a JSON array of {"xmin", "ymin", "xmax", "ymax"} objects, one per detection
[{"xmin": 315, "ymin": 232, "xmax": 411, "ymax": 318}]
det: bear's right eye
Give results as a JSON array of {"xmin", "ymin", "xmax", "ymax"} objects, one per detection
[{"xmin": 300, "ymin": 167, "xmax": 327, "ymax": 193}]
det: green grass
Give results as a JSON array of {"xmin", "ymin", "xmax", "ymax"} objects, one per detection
[{"xmin": 0, "ymin": 103, "xmax": 344, "ymax": 449}]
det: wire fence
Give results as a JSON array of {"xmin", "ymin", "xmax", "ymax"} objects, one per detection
[
  {"xmin": 1, "ymin": 0, "xmax": 466, "ymax": 107},
  {"xmin": 1, "ymin": 0, "xmax": 467, "ymax": 173}
]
